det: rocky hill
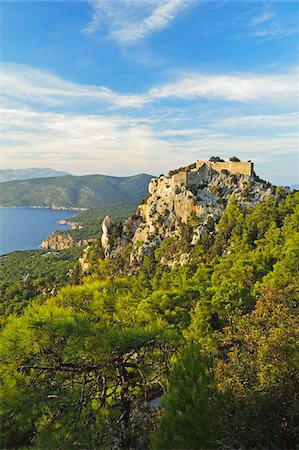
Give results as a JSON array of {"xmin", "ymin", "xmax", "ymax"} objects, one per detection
[
  {"xmin": 97, "ymin": 160, "xmax": 273, "ymax": 270},
  {"xmin": 0, "ymin": 173, "xmax": 153, "ymax": 209}
]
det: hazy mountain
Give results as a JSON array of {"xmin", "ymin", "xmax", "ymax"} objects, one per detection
[
  {"xmin": 289, "ymin": 184, "xmax": 299, "ymax": 190},
  {"xmin": 0, "ymin": 174, "xmax": 153, "ymax": 209},
  {"xmin": 0, "ymin": 168, "xmax": 70, "ymax": 182}
]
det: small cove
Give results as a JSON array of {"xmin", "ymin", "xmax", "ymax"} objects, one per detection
[{"xmin": 0, "ymin": 207, "xmax": 78, "ymax": 255}]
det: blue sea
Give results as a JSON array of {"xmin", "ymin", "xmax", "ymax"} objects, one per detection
[{"xmin": 0, "ymin": 208, "xmax": 79, "ymax": 255}]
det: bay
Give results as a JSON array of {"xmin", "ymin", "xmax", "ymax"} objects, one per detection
[{"xmin": 0, "ymin": 208, "xmax": 79, "ymax": 255}]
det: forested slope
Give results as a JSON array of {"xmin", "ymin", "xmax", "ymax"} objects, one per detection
[
  {"xmin": 0, "ymin": 173, "xmax": 153, "ymax": 208},
  {"xmin": 1, "ymin": 189, "xmax": 298, "ymax": 449}
]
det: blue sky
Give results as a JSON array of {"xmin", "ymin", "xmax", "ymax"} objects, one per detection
[{"xmin": 1, "ymin": 0, "xmax": 298, "ymax": 185}]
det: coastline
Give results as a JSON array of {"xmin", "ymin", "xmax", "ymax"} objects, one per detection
[
  {"xmin": 0, "ymin": 205, "xmax": 88, "ymax": 211},
  {"xmin": 0, "ymin": 207, "xmax": 84, "ymax": 255}
]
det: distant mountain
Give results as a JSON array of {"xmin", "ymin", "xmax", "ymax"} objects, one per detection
[
  {"xmin": 289, "ymin": 184, "xmax": 299, "ymax": 190},
  {"xmin": 0, "ymin": 174, "xmax": 154, "ymax": 209},
  {"xmin": 0, "ymin": 168, "xmax": 70, "ymax": 182}
]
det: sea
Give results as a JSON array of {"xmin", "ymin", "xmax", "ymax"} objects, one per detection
[{"xmin": 0, "ymin": 207, "xmax": 79, "ymax": 255}]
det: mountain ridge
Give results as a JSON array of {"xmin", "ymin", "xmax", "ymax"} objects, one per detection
[
  {"xmin": 0, "ymin": 173, "xmax": 154, "ymax": 209},
  {"xmin": 0, "ymin": 168, "xmax": 70, "ymax": 182}
]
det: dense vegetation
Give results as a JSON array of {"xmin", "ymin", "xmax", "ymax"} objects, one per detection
[
  {"xmin": 0, "ymin": 173, "xmax": 153, "ymax": 208},
  {"xmin": 0, "ymin": 191, "xmax": 298, "ymax": 449},
  {"xmin": 0, "ymin": 249, "xmax": 81, "ymax": 322}
]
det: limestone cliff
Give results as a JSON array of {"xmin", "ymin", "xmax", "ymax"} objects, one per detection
[
  {"xmin": 108, "ymin": 161, "xmax": 272, "ymax": 267},
  {"xmin": 41, "ymin": 232, "xmax": 89, "ymax": 250}
]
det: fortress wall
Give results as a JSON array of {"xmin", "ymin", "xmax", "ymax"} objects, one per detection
[
  {"xmin": 172, "ymin": 172, "xmax": 188, "ymax": 185},
  {"xmin": 196, "ymin": 160, "xmax": 253, "ymax": 176},
  {"xmin": 186, "ymin": 172, "xmax": 202, "ymax": 185},
  {"xmin": 171, "ymin": 160, "xmax": 253, "ymax": 187},
  {"xmin": 214, "ymin": 161, "xmax": 253, "ymax": 176},
  {"xmin": 187, "ymin": 166, "xmax": 211, "ymax": 185}
]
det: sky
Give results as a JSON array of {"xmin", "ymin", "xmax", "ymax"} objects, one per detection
[{"xmin": 0, "ymin": 0, "xmax": 298, "ymax": 185}]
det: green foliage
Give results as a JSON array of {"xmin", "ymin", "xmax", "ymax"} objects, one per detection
[
  {"xmin": 168, "ymin": 162, "xmax": 196, "ymax": 177},
  {"xmin": 0, "ymin": 248, "xmax": 81, "ymax": 322},
  {"xmin": 0, "ymin": 277, "xmax": 180, "ymax": 448},
  {"xmin": 209, "ymin": 156, "xmax": 225, "ymax": 162},
  {"xmin": 215, "ymin": 288, "xmax": 299, "ymax": 449},
  {"xmin": 221, "ymin": 168, "xmax": 229, "ymax": 175},
  {"xmin": 152, "ymin": 344, "xmax": 220, "ymax": 449}
]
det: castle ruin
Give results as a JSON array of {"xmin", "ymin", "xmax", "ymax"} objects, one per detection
[
  {"xmin": 171, "ymin": 160, "xmax": 253, "ymax": 186},
  {"xmin": 196, "ymin": 160, "xmax": 253, "ymax": 177}
]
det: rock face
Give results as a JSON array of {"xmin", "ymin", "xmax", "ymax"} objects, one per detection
[
  {"xmin": 40, "ymin": 232, "xmax": 89, "ymax": 250},
  {"xmin": 41, "ymin": 233, "xmax": 74, "ymax": 250},
  {"xmin": 79, "ymin": 246, "xmax": 91, "ymax": 273},
  {"xmin": 110, "ymin": 161, "xmax": 272, "ymax": 266}
]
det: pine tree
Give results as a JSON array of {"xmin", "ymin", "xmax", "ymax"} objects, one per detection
[{"xmin": 152, "ymin": 343, "xmax": 220, "ymax": 449}]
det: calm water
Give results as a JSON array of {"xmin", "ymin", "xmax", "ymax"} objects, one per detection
[{"xmin": 0, "ymin": 208, "xmax": 78, "ymax": 255}]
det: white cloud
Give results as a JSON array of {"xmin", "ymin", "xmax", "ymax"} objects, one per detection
[
  {"xmin": 84, "ymin": 0, "xmax": 197, "ymax": 44},
  {"xmin": 214, "ymin": 112, "xmax": 299, "ymax": 129},
  {"xmin": 249, "ymin": 27, "xmax": 298, "ymax": 39},
  {"xmin": 0, "ymin": 108, "xmax": 172, "ymax": 175},
  {"xmin": 1, "ymin": 63, "xmax": 298, "ymax": 113},
  {"xmin": 250, "ymin": 12, "xmax": 274, "ymax": 27},
  {"xmin": 1, "ymin": 108, "xmax": 297, "ymax": 180},
  {"xmin": 248, "ymin": 8, "xmax": 298, "ymax": 40},
  {"xmin": 0, "ymin": 63, "xmax": 144, "ymax": 109},
  {"xmin": 148, "ymin": 70, "xmax": 298, "ymax": 104}
]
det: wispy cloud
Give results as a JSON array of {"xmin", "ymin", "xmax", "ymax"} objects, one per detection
[
  {"xmin": 0, "ymin": 108, "xmax": 177, "ymax": 175},
  {"xmin": 214, "ymin": 112, "xmax": 299, "ymax": 130},
  {"xmin": 248, "ymin": 8, "xmax": 298, "ymax": 40},
  {"xmin": 1, "ymin": 107, "xmax": 297, "ymax": 179},
  {"xmin": 0, "ymin": 63, "xmax": 144, "ymax": 109},
  {"xmin": 84, "ymin": 0, "xmax": 197, "ymax": 44},
  {"xmin": 1, "ymin": 63, "xmax": 297, "ymax": 112},
  {"xmin": 147, "ymin": 70, "xmax": 298, "ymax": 104},
  {"xmin": 250, "ymin": 12, "xmax": 274, "ymax": 27}
]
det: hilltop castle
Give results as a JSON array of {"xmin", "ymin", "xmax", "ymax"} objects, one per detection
[{"xmin": 171, "ymin": 159, "xmax": 253, "ymax": 185}]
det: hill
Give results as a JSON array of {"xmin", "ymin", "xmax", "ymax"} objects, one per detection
[
  {"xmin": 0, "ymin": 173, "xmax": 154, "ymax": 208},
  {"xmin": 0, "ymin": 168, "xmax": 69, "ymax": 182},
  {"xmin": 87, "ymin": 159, "xmax": 273, "ymax": 271}
]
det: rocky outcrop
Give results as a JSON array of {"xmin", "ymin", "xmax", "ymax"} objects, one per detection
[
  {"xmin": 40, "ymin": 232, "xmax": 89, "ymax": 250},
  {"xmin": 79, "ymin": 246, "xmax": 91, "ymax": 273},
  {"xmin": 108, "ymin": 161, "xmax": 272, "ymax": 267},
  {"xmin": 101, "ymin": 215, "xmax": 113, "ymax": 257},
  {"xmin": 57, "ymin": 219, "xmax": 83, "ymax": 229}
]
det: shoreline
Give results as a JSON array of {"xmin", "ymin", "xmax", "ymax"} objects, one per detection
[
  {"xmin": 0, "ymin": 207, "xmax": 85, "ymax": 255},
  {"xmin": 0, "ymin": 205, "xmax": 88, "ymax": 211}
]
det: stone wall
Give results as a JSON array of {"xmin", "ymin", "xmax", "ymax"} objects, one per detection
[
  {"xmin": 172, "ymin": 172, "xmax": 188, "ymax": 185},
  {"xmin": 196, "ymin": 160, "xmax": 253, "ymax": 177},
  {"xmin": 171, "ymin": 160, "xmax": 253, "ymax": 188}
]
